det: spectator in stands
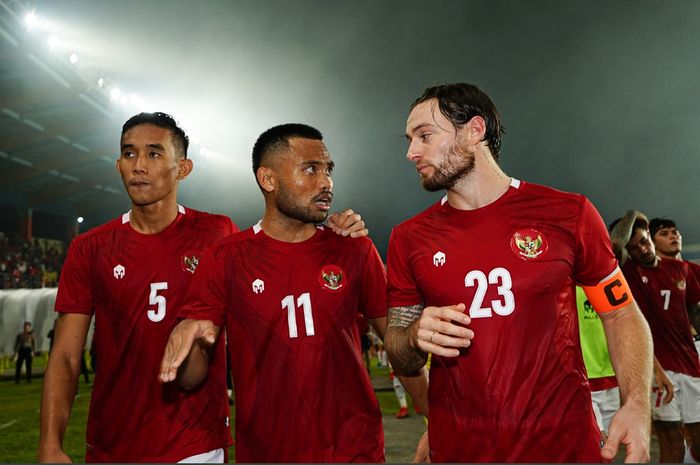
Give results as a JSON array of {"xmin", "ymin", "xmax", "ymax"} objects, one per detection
[{"xmin": 15, "ymin": 321, "xmax": 36, "ymax": 383}]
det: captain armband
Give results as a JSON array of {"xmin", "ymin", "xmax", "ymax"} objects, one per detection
[{"xmin": 581, "ymin": 267, "xmax": 633, "ymax": 313}]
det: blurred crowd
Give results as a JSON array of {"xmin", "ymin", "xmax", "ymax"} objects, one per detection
[{"xmin": 0, "ymin": 233, "xmax": 65, "ymax": 289}]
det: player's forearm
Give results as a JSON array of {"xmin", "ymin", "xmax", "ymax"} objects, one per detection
[
  {"xmin": 601, "ymin": 303, "xmax": 653, "ymax": 409},
  {"xmin": 385, "ymin": 305, "xmax": 428, "ymax": 374},
  {"xmin": 39, "ymin": 348, "xmax": 81, "ymax": 457},
  {"xmin": 176, "ymin": 344, "xmax": 211, "ymax": 390},
  {"xmin": 385, "ymin": 326, "xmax": 428, "ymax": 375},
  {"xmin": 396, "ymin": 367, "xmax": 429, "ymax": 415}
]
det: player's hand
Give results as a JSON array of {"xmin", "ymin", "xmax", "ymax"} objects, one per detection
[
  {"xmin": 327, "ymin": 209, "xmax": 368, "ymax": 238},
  {"xmin": 601, "ymin": 401, "xmax": 651, "ymax": 463},
  {"xmin": 412, "ymin": 430, "xmax": 430, "ymax": 463},
  {"xmin": 410, "ymin": 303, "xmax": 473, "ymax": 357},
  {"xmin": 653, "ymin": 365, "xmax": 674, "ymax": 404},
  {"xmin": 159, "ymin": 319, "xmax": 218, "ymax": 383},
  {"xmin": 38, "ymin": 446, "xmax": 72, "ymax": 463}
]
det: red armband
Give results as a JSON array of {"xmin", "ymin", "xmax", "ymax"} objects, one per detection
[{"xmin": 581, "ymin": 267, "xmax": 632, "ymax": 313}]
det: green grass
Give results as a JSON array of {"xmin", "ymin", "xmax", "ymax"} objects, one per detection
[
  {"xmin": 0, "ymin": 379, "xmax": 92, "ymax": 463},
  {"xmin": 0, "ymin": 357, "xmax": 407, "ymax": 463}
]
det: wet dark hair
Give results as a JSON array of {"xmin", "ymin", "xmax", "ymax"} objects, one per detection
[
  {"xmin": 649, "ymin": 218, "xmax": 677, "ymax": 238},
  {"xmin": 411, "ymin": 83, "xmax": 505, "ymax": 161},
  {"xmin": 252, "ymin": 123, "xmax": 323, "ymax": 176},
  {"xmin": 121, "ymin": 112, "xmax": 189, "ymax": 158}
]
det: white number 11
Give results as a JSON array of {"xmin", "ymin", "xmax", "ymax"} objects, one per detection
[{"xmin": 282, "ymin": 292, "xmax": 315, "ymax": 338}]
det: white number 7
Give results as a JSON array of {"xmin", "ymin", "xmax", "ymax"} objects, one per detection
[
  {"xmin": 147, "ymin": 282, "xmax": 168, "ymax": 322},
  {"xmin": 660, "ymin": 289, "xmax": 671, "ymax": 311}
]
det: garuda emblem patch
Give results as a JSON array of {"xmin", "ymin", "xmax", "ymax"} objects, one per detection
[
  {"xmin": 318, "ymin": 264, "xmax": 345, "ymax": 291},
  {"xmin": 510, "ymin": 228, "xmax": 548, "ymax": 261}
]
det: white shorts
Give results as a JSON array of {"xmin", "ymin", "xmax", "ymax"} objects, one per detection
[
  {"xmin": 178, "ymin": 448, "xmax": 224, "ymax": 463},
  {"xmin": 591, "ymin": 387, "xmax": 620, "ymax": 433},
  {"xmin": 651, "ymin": 370, "xmax": 700, "ymax": 423}
]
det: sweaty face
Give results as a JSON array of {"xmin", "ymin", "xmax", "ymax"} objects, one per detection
[
  {"xmin": 405, "ymin": 99, "xmax": 475, "ymax": 192},
  {"xmin": 117, "ymin": 124, "xmax": 182, "ymax": 208},
  {"xmin": 626, "ymin": 228, "xmax": 658, "ymax": 267},
  {"xmin": 274, "ymin": 138, "xmax": 334, "ymax": 224},
  {"xmin": 653, "ymin": 227, "xmax": 682, "ymax": 256}
]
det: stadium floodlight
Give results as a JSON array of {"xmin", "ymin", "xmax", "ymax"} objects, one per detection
[
  {"xmin": 77, "ymin": 217, "xmax": 84, "ymax": 224},
  {"xmin": 110, "ymin": 87, "xmax": 121, "ymax": 101},
  {"xmin": 25, "ymin": 11, "xmax": 38, "ymax": 29},
  {"xmin": 97, "ymin": 78, "xmax": 104, "ymax": 87},
  {"xmin": 47, "ymin": 35, "xmax": 59, "ymax": 51},
  {"xmin": 69, "ymin": 53, "xmax": 78, "ymax": 64}
]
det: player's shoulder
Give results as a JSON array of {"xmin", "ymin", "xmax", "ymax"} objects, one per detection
[
  {"xmin": 182, "ymin": 206, "xmax": 236, "ymax": 229},
  {"xmin": 516, "ymin": 180, "xmax": 587, "ymax": 204},
  {"xmin": 317, "ymin": 225, "xmax": 375, "ymax": 251}
]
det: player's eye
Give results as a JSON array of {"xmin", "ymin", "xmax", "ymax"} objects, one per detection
[
  {"xmin": 304, "ymin": 166, "xmax": 315, "ymax": 174},
  {"xmin": 122, "ymin": 151, "xmax": 135, "ymax": 158}
]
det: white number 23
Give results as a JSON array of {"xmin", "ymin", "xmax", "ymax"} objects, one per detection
[{"xmin": 464, "ymin": 268, "xmax": 515, "ymax": 318}]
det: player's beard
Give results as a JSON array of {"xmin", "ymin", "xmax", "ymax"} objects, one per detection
[
  {"xmin": 277, "ymin": 182, "xmax": 330, "ymax": 224},
  {"xmin": 422, "ymin": 141, "xmax": 475, "ymax": 192}
]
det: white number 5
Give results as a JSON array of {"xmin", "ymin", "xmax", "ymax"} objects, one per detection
[{"xmin": 147, "ymin": 282, "xmax": 168, "ymax": 322}]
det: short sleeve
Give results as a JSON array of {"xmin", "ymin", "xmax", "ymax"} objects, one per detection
[
  {"xmin": 55, "ymin": 237, "xmax": 94, "ymax": 315},
  {"xmin": 179, "ymin": 246, "xmax": 229, "ymax": 327},
  {"xmin": 574, "ymin": 197, "xmax": 619, "ymax": 286},
  {"xmin": 387, "ymin": 227, "xmax": 422, "ymax": 307},
  {"xmin": 359, "ymin": 240, "xmax": 388, "ymax": 319}
]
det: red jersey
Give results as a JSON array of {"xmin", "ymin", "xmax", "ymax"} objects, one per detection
[
  {"xmin": 622, "ymin": 257, "xmax": 700, "ymax": 377},
  {"xmin": 56, "ymin": 206, "xmax": 236, "ymax": 462},
  {"xmin": 387, "ymin": 180, "xmax": 616, "ymax": 463},
  {"xmin": 180, "ymin": 224, "xmax": 386, "ymax": 463}
]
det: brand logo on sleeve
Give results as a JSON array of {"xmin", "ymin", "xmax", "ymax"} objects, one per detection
[
  {"xmin": 433, "ymin": 251, "xmax": 446, "ymax": 267},
  {"xmin": 676, "ymin": 279, "xmax": 686, "ymax": 290},
  {"xmin": 252, "ymin": 279, "xmax": 265, "ymax": 294},
  {"xmin": 113, "ymin": 264, "xmax": 125, "ymax": 279},
  {"xmin": 318, "ymin": 264, "xmax": 345, "ymax": 291},
  {"xmin": 510, "ymin": 228, "xmax": 548, "ymax": 261}
]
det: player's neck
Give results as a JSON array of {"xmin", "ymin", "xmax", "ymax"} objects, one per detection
[
  {"xmin": 260, "ymin": 210, "xmax": 317, "ymax": 243},
  {"xmin": 128, "ymin": 200, "xmax": 180, "ymax": 235},
  {"xmin": 657, "ymin": 251, "xmax": 682, "ymax": 261},
  {"xmin": 446, "ymin": 153, "xmax": 511, "ymax": 210}
]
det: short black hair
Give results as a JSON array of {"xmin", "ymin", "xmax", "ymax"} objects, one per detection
[
  {"xmin": 411, "ymin": 83, "xmax": 505, "ymax": 161},
  {"xmin": 649, "ymin": 218, "xmax": 677, "ymax": 238},
  {"xmin": 252, "ymin": 123, "xmax": 323, "ymax": 176},
  {"xmin": 121, "ymin": 112, "xmax": 189, "ymax": 158}
]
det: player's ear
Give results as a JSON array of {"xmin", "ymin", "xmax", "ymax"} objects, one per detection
[
  {"xmin": 257, "ymin": 166, "xmax": 275, "ymax": 193},
  {"xmin": 462, "ymin": 115, "xmax": 486, "ymax": 146},
  {"xmin": 176, "ymin": 158, "xmax": 193, "ymax": 180}
]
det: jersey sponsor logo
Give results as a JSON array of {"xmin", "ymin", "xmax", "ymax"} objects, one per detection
[
  {"xmin": 510, "ymin": 228, "xmax": 548, "ymax": 261},
  {"xmin": 181, "ymin": 253, "xmax": 200, "ymax": 274},
  {"xmin": 252, "ymin": 278, "xmax": 265, "ymax": 294},
  {"xmin": 113, "ymin": 264, "xmax": 125, "ymax": 279},
  {"xmin": 318, "ymin": 264, "xmax": 344, "ymax": 291},
  {"xmin": 676, "ymin": 279, "xmax": 686, "ymax": 291},
  {"xmin": 433, "ymin": 251, "xmax": 446, "ymax": 267}
]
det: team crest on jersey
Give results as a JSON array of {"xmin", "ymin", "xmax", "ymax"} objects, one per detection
[
  {"xmin": 641, "ymin": 276, "xmax": 649, "ymax": 284},
  {"xmin": 510, "ymin": 228, "xmax": 548, "ymax": 261},
  {"xmin": 676, "ymin": 279, "xmax": 686, "ymax": 291},
  {"xmin": 113, "ymin": 264, "xmax": 125, "ymax": 279},
  {"xmin": 318, "ymin": 264, "xmax": 345, "ymax": 291},
  {"xmin": 181, "ymin": 252, "xmax": 200, "ymax": 274}
]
